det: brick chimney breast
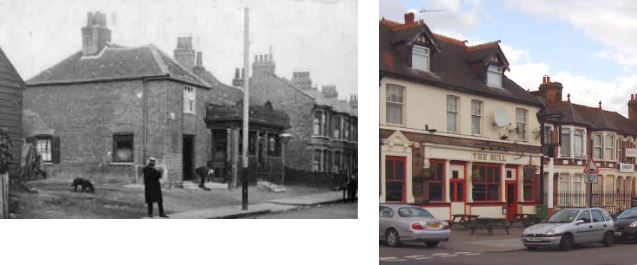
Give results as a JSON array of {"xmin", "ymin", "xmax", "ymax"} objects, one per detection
[
  {"xmin": 628, "ymin": 93, "xmax": 637, "ymax": 120},
  {"xmin": 321, "ymin": 85, "xmax": 338, "ymax": 99},
  {"xmin": 292, "ymin": 71, "xmax": 313, "ymax": 90},
  {"xmin": 252, "ymin": 53, "xmax": 276, "ymax": 78},
  {"xmin": 81, "ymin": 11, "xmax": 111, "ymax": 56}
]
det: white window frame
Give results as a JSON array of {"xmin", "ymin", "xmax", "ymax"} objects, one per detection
[
  {"xmin": 605, "ymin": 134, "xmax": 615, "ymax": 161},
  {"xmin": 385, "ymin": 84, "xmax": 405, "ymax": 125},
  {"xmin": 617, "ymin": 137, "xmax": 623, "ymax": 163},
  {"xmin": 593, "ymin": 134, "xmax": 603, "ymax": 160},
  {"xmin": 183, "ymin": 86, "xmax": 196, "ymax": 114},
  {"xmin": 36, "ymin": 137, "xmax": 52, "ymax": 162},
  {"xmin": 487, "ymin": 65, "xmax": 503, "ymax": 88},
  {"xmin": 471, "ymin": 100, "xmax": 482, "ymax": 135},
  {"xmin": 447, "ymin": 95, "xmax": 459, "ymax": 133},
  {"xmin": 411, "ymin": 45, "xmax": 430, "ymax": 71},
  {"xmin": 560, "ymin": 127, "xmax": 571, "ymax": 158},
  {"xmin": 516, "ymin": 108, "xmax": 527, "ymax": 141}
]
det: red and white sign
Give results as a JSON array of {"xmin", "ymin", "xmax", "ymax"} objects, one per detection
[{"xmin": 583, "ymin": 159, "xmax": 599, "ymax": 174}]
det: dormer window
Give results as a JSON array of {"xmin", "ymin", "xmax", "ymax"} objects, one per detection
[
  {"xmin": 412, "ymin": 45, "xmax": 430, "ymax": 71},
  {"xmin": 487, "ymin": 65, "xmax": 502, "ymax": 88}
]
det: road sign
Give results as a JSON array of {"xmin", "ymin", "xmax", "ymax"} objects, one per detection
[
  {"xmin": 583, "ymin": 159, "xmax": 599, "ymax": 175},
  {"xmin": 586, "ymin": 174, "xmax": 598, "ymax": 184}
]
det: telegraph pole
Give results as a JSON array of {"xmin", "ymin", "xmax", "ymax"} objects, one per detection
[{"xmin": 241, "ymin": 7, "xmax": 250, "ymax": 210}]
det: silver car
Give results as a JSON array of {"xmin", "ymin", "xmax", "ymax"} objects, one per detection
[
  {"xmin": 379, "ymin": 204, "xmax": 450, "ymax": 248},
  {"xmin": 521, "ymin": 208, "xmax": 615, "ymax": 251}
]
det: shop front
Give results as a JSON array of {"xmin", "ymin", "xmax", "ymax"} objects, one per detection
[{"xmin": 380, "ymin": 130, "xmax": 542, "ymax": 221}]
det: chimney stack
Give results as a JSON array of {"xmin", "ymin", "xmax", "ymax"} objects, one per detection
[
  {"xmin": 232, "ymin": 68, "xmax": 244, "ymax": 87},
  {"xmin": 252, "ymin": 53, "xmax": 276, "ymax": 78},
  {"xmin": 174, "ymin": 36, "xmax": 196, "ymax": 71},
  {"xmin": 292, "ymin": 71, "xmax": 313, "ymax": 90},
  {"xmin": 81, "ymin": 11, "xmax": 111, "ymax": 56},
  {"xmin": 599, "ymin": 101, "xmax": 602, "ymax": 110},
  {"xmin": 404, "ymin": 12, "xmax": 415, "ymax": 25},
  {"xmin": 349, "ymin": 94, "xmax": 358, "ymax": 110},
  {"xmin": 629, "ymin": 94, "xmax": 637, "ymax": 120},
  {"xmin": 321, "ymin": 85, "xmax": 338, "ymax": 99},
  {"xmin": 537, "ymin": 75, "xmax": 563, "ymax": 104}
]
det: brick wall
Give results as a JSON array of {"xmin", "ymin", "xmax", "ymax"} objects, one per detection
[{"xmin": 249, "ymin": 76, "xmax": 315, "ymax": 171}]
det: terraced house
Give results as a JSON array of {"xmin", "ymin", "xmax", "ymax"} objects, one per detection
[
  {"xmin": 535, "ymin": 76, "xmax": 637, "ymax": 214},
  {"xmin": 379, "ymin": 13, "xmax": 544, "ymax": 220}
]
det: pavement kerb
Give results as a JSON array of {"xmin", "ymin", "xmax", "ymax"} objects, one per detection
[{"xmin": 209, "ymin": 209, "xmax": 272, "ymax": 219}]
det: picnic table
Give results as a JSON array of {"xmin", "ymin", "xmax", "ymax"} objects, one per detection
[
  {"xmin": 469, "ymin": 217, "xmax": 511, "ymax": 235},
  {"xmin": 450, "ymin": 214, "xmax": 479, "ymax": 228}
]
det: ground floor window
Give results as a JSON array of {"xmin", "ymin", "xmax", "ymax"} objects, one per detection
[
  {"xmin": 472, "ymin": 163, "xmax": 500, "ymax": 202},
  {"xmin": 426, "ymin": 160, "xmax": 445, "ymax": 202},
  {"xmin": 385, "ymin": 156, "xmax": 406, "ymax": 202},
  {"xmin": 36, "ymin": 136, "xmax": 52, "ymax": 162},
  {"xmin": 113, "ymin": 134, "xmax": 134, "ymax": 163},
  {"xmin": 523, "ymin": 167, "xmax": 537, "ymax": 202}
]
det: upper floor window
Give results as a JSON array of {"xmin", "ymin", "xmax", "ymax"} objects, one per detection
[
  {"xmin": 313, "ymin": 111, "xmax": 322, "ymax": 136},
  {"xmin": 543, "ymin": 125, "xmax": 554, "ymax": 145},
  {"xmin": 516, "ymin": 108, "xmax": 527, "ymax": 141},
  {"xmin": 574, "ymin": 129, "xmax": 584, "ymax": 158},
  {"xmin": 447, "ymin": 95, "xmax": 459, "ymax": 133},
  {"xmin": 617, "ymin": 138, "xmax": 623, "ymax": 162},
  {"xmin": 386, "ymin": 84, "xmax": 404, "ymax": 125},
  {"xmin": 471, "ymin": 100, "xmax": 482, "ymax": 135},
  {"xmin": 487, "ymin": 65, "xmax": 502, "ymax": 88},
  {"xmin": 605, "ymin": 135, "xmax": 615, "ymax": 161},
  {"xmin": 333, "ymin": 115, "xmax": 342, "ymax": 139},
  {"xmin": 593, "ymin": 135, "xmax": 602, "ymax": 160},
  {"xmin": 411, "ymin": 45, "xmax": 430, "ymax": 71},
  {"xmin": 183, "ymin": 86, "xmax": 196, "ymax": 114},
  {"xmin": 560, "ymin": 128, "xmax": 571, "ymax": 158}
]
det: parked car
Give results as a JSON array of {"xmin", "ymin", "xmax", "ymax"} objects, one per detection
[
  {"xmin": 521, "ymin": 208, "xmax": 615, "ymax": 251},
  {"xmin": 614, "ymin": 207, "xmax": 637, "ymax": 241},
  {"xmin": 379, "ymin": 204, "xmax": 450, "ymax": 248}
]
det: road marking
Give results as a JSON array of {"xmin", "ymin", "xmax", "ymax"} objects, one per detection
[
  {"xmin": 464, "ymin": 253, "xmax": 481, "ymax": 256},
  {"xmin": 440, "ymin": 255, "xmax": 458, "ymax": 258},
  {"xmin": 380, "ymin": 257, "xmax": 407, "ymax": 262},
  {"xmin": 454, "ymin": 252, "xmax": 473, "ymax": 255},
  {"xmin": 414, "ymin": 256, "xmax": 431, "ymax": 260},
  {"xmin": 431, "ymin": 253, "xmax": 452, "ymax": 256},
  {"xmin": 405, "ymin": 255, "xmax": 426, "ymax": 259}
]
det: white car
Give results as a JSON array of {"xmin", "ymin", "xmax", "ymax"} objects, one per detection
[{"xmin": 379, "ymin": 204, "xmax": 450, "ymax": 247}]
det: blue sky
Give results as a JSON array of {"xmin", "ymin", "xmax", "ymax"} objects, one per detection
[{"xmin": 380, "ymin": 0, "xmax": 637, "ymax": 116}]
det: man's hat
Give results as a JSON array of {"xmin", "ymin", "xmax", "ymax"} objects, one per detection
[{"xmin": 148, "ymin": 157, "xmax": 157, "ymax": 163}]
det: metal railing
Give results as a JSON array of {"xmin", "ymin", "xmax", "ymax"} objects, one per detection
[{"xmin": 553, "ymin": 191, "xmax": 634, "ymax": 215}]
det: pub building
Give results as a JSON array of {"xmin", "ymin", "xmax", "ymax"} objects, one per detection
[{"xmin": 379, "ymin": 13, "xmax": 544, "ymax": 220}]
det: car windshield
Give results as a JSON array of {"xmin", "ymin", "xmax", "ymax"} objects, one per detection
[
  {"xmin": 547, "ymin": 209, "xmax": 580, "ymax": 223},
  {"xmin": 397, "ymin": 207, "xmax": 433, "ymax": 218},
  {"xmin": 618, "ymin": 209, "xmax": 637, "ymax": 219}
]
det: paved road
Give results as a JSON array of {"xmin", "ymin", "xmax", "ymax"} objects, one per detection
[
  {"xmin": 380, "ymin": 241, "xmax": 637, "ymax": 265},
  {"xmin": 252, "ymin": 202, "xmax": 357, "ymax": 219}
]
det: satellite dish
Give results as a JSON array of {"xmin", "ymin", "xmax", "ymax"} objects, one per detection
[{"xmin": 494, "ymin": 108, "xmax": 510, "ymax": 127}]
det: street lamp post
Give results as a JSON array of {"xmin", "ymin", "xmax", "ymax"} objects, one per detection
[{"xmin": 279, "ymin": 133, "xmax": 292, "ymax": 186}]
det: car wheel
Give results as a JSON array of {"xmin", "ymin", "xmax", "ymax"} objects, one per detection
[
  {"xmin": 603, "ymin": 232, "xmax": 614, "ymax": 247},
  {"xmin": 425, "ymin": 241, "xmax": 439, "ymax": 248},
  {"xmin": 559, "ymin": 234, "xmax": 574, "ymax": 251},
  {"xmin": 385, "ymin": 229, "xmax": 401, "ymax": 247},
  {"xmin": 525, "ymin": 246, "xmax": 537, "ymax": 251}
]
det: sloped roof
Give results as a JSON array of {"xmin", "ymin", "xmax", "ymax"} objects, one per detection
[
  {"xmin": 27, "ymin": 44, "xmax": 210, "ymax": 88},
  {"xmin": 379, "ymin": 18, "xmax": 541, "ymax": 107},
  {"xmin": 543, "ymin": 101, "xmax": 637, "ymax": 135},
  {"xmin": 194, "ymin": 67, "xmax": 243, "ymax": 105},
  {"xmin": 0, "ymin": 46, "xmax": 25, "ymax": 87}
]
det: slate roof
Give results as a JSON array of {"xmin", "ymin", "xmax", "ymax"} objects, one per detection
[
  {"xmin": 194, "ymin": 67, "xmax": 243, "ymax": 105},
  {"xmin": 379, "ymin": 18, "xmax": 541, "ymax": 107},
  {"xmin": 27, "ymin": 44, "xmax": 210, "ymax": 88},
  {"xmin": 543, "ymin": 101, "xmax": 637, "ymax": 135}
]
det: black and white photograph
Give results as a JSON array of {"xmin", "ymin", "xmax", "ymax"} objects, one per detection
[{"xmin": 0, "ymin": 0, "xmax": 357, "ymax": 220}]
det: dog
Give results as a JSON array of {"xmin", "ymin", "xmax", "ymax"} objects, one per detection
[{"xmin": 71, "ymin": 178, "xmax": 95, "ymax": 193}]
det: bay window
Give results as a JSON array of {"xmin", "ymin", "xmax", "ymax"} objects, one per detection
[
  {"xmin": 617, "ymin": 138, "xmax": 623, "ymax": 162},
  {"xmin": 574, "ymin": 129, "xmax": 584, "ymax": 158},
  {"xmin": 560, "ymin": 128, "xmax": 571, "ymax": 157},
  {"xmin": 605, "ymin": 135, "xmax": 614, "ymax": 161},
  {"xmin": 593, "ymin": 135, "xmax": 602, "ymax": 160}
]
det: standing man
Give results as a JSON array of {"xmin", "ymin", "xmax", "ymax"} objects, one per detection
[{"xmin": 144, "ymin": 157, "xmax": 168, "ymax": 218}]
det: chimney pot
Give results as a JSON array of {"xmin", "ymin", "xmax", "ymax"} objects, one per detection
[
  {"xmin": 195, "ymin": 52, "xmax": 203, "ymax": 68},
  {"xmin": 599, "ymin": 101, "xmax": 602, "ymax": 109}
]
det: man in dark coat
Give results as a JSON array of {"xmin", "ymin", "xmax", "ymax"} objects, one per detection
[
  {"xmin": 144, "ymin": 157, "xmax": 167, "ymax": 218},
  {"xmin": 195, "ymin": 162, "xmax": 215, "ymax": 191}
]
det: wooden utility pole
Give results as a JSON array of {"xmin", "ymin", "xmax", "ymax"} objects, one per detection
[{"xmin": 241, "ymin": 7, "xmax": 250, "ymax": 210}]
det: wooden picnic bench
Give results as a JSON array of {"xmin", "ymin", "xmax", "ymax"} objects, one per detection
[
  {"xmin": 514, "ymin": 213, "xmax": 543, "ymax": 227},
  {"xmin": 450, "ymin": 214, "xmax": 479, "ymax": 228},
  {"xmin": 469, "ymin": 217, "xmax": 511, "ymax": 235}
]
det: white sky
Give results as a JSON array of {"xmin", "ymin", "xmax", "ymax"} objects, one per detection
[{"xmin": 0, "ymin": 0, "xmax": 358, "ymax": 100}]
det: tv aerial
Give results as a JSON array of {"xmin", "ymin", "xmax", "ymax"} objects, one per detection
[{"xmin": 418, "ymin": 8, "xmax": 445, "ymax": 20}]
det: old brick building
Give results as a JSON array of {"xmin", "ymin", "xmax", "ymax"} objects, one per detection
[
  {"xmin": 23, "ymin": 12, "xmax": 235, "ymax": 186},
  {"xmin": 236, "ymin": 53, "xmax": 358, "ymax": 173},
  {"xmin": 0, "ymin": 46, "xmax": 24, "ymax": 176}
]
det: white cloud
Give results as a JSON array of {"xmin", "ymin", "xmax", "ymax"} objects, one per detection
[{"xmin": 506, "ymin": 0, "xmax": 637, "ymax": 67}]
